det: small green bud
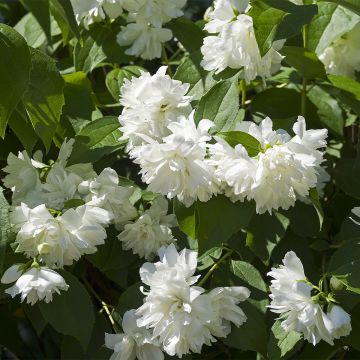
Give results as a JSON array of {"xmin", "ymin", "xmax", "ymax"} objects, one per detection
[{"xmin": 330, "ymin": 276, "xmax": 344, "ymax": 292}]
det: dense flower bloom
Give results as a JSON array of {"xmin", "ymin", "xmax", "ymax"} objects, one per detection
[
  {"xmin": 319, "ymin": 23, "xmax": 360, "ymax": 79},
  {"xmin": 268, "ymin": 251, "xmax": 351, "ymax": 345},
  {"xmin": 130, "ymin": 112, "xmax": 218, "ymax": 207},
  {"xmin": 118, "ymin": 196, "xmax": 176, "ymax": 260},
  {"xmin": 11, "ymin": 203, "xmax": 112, "ymax": 267},
  {"xmin": 201, "ymin": 1, "xmax": 284, "ymax": 82},
  {"xmin": 119, "ymin": 66, "xmax": 192, "ymax": 149},
  {"xmin": 1, "ymin": 265, "xmax": 68, "ymax": 305},
  {"xmin": 105, "ymin": 309, "xmax": 164, "ymax": 360},
  {"xmin": 136, "ymin": 244, "xmax": 250, "ymax": 357},
  {"xmin": 117, "ymin": 22, "xmax": 172, "ymax": 60},
  {"xmin": 78, "ymin": 167, "xmax": 137, "ymax": 229},
  {"xmin": 209, "ymin": 116, "xmax": 328, "ymax": 213}
]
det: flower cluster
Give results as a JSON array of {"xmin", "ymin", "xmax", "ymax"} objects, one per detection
[
  {"xmin": 200, "ymin": 0, "xmax": 284, "ymax": 82},
  {"xmin": 268, "ymin": 251, "xmax": 351, "ymax": 345},
  {"xmin": 209, "ymin": 116, "xmax": 329, "ymax": 213},
  {"xmin": 120, "ymin": 67, "xmax": 219, "ymax": 207},
  {"xmin": 319, "ymin": 23, "xmax": 360, "ymax": 79},
  {"xmin": 105, "ymin": 244, "xmax": 250, "ymax": 358},
  {"xmin": 1, "ymin": 139, "xmax": 176, "ymax": 304},
  {"xmin": 117, "ymin": 0, "xmax": 187, "ymax": 60}
]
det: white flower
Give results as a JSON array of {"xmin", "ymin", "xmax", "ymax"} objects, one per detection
[
  {"xmin": 130, "ymin": 112, "xmax": 218, "ymax": 207},
  {"xmin": 136, "ymin": 244, "xmax": 250, "ymax": 357},
  {"xmin": 207, "ymin": 286, "xmax": 250, "ymax": 337},
  {"xmin": 105, "ymin": 309, "xmax": 164, "ymax": 360},
  {"xmin": 119, "ymin": 66, "xmax": 192, "ymax": 149},
  {"xmin": 325, "ymin": 305, "xmax": 352, "ymax": 340},
  {"xmin": 3, "ymin": 151, "xmax": 45, "ymax": 207},
  {"xmin": 201, "ymin": 12, "xmax": 284, "ymax": 82},
  {"xmin": 204, "ymin": 0, "xmax": 250, "ymax": 33},
  {"xmin": 42, "ymin": 163, "xmax": 83, "ymax": 211},
  {"xmin": 11, "ymin": 203, "xmax": 112, "ymax": 267},
  {"xmin": 139, "ymin": 243, "xmax": 199, "ymax": 287},
  {"xmin": 1, "ymin": 265, "xmax": 68, "ymax": 305},
  {"xmin": 78, "ymin": 167, "xmax": 137, "ymax": 229},
  {"xmin": 319, "ymin": 23, "xmax": 360, "ymax": 79},
  {"xmin": 117, "ymin": 22, "xmax": 173, "ymax": 60},
  {"xmin": 101, "ymin": 0, "xmax": 124, "ymax": 19},
  {"xmin": 209, "ymin": 116, "xmax": 328, "ymax": 213},
  {"xmin": 126, "ymin": 0, "xmax": 186, "ymax": 27},
  {"xmin": 71, "ymin": 0, "xmax": 106, "ymax": 28},
  {"xmin": 268, "ymin": 251, "xmax": 351, "ymax": 345},
  {"xmin": 118, "ymin": 196, "xmax": 176, "ymax": 260}
]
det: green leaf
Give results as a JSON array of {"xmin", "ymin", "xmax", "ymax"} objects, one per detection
[
  {"xmin": 8, "ymin": 105, "xmax": 38, "ymax": 154},
  {"xmin": 50, "ymin": 0, "xmax": 80, "ymax": 41},
  {"xmin": 20, "ymin": 0, "xmax": 52, "ymax": 43},
  {"xmin": 307, "ymin": 85, "xmax": 344, "ymax": 135},
  {"xmin": 268, "ymin": 320, "xmax": 302, "ymax": 360},
  {"xmin": 281, "ymin": 46, "xmax": 327, "ymax": 80},
  {"xmin": 328, "ymin": 75, "xmax": 360, "ymax": 100},
  {"xmin": 0, "ymin": 24, "xmax": 31, "ymax": 138},
  {"xmin": 197, "ymin": 247, "xmax": 223, "ymax": 271},
  {"xmin": 62, "ymin": 71, "xmax": 95, "ymax": 133},
  {"xmin": 39, "ymin": 271, "xmax": 95, "ymax": 350},
  {"xmin": 22, "ymin": 47, "xmax": 65, "ymax": 151},
  {"xmin": 332, "ymin": 275, "xmax": 360, "ymax": 295},
  {"xmin": 334, "ymin": 159, "xmax": 360, "ymax": 199},
  {"xmin": 167, "ymin": 18, "xmax": 205, "ymax": 54},
  {"xmin": 105, "ymin": 66, "xmax": 144, "ymax": 101},
  {"xmin": 63, "ymin": 199, "xmax": 85, "ymax": 210},
  {"xmin": 319, "ymin": 0, "xmax": 360, "ymax": 16},
  {"xmin": 246, "ymin": 212, "xmax": 289, "ymax": 263},
  {"xmin": 69, "ymin": 116, "xmax": 124, "ymax": 164},
  {"xmin": 116, "ymin": 282, "xmax": 143, "ymax": 316},
  {"xmin": 196, "ymin": 195, "xmax": 255, "ymax": 253},
  {"xmin": 174, "ymin": 50, "xmax": 216, "ymax": 101},
  {"xmin": 250, "ymin": 1, "xmax": 317, "ymax": 56},
  {"xmin": 223, "ymin": 302, "xmax": 268, "ymax": 356},
  {"xmin": 194, "ymin": 78, "xmax": 239, "ymax": 132},
  {"xmin": 308, "ymin": 3, "xmax": 359, "ymax": 53},
  {"xmin": 23, "ymin": 304, "xmax": 47, "ymax": 336},
  {"xmin": 14, "ymin": 13, "xmax": 46, "ymax": 48},
  {"xmin": 309, "ymin": 188, "xmax": 324, "ymax": 231},
  {"xmin": 173, "ymin": 199, "xmax": 197, "ymax": 240},
  {"xmin": 0, "ymin": 187, "xmax": 10, "ymax": 275},
  {"xmin": 217, "ymin": 131, "xmax": 261, "ymax": 157}
]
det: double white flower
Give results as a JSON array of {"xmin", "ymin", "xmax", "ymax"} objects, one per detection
[
  {"xmin": 135, "ymin": 244, "xmax": 250, "ymax": 357},
  {"xmin": 119, "ymin": 66, "xmax": 192, "ymax": 150},
  {"xmin": 118, "ymin": 196, "xmax": 176, "ymax": 260},
  {"xmin": 209, "ymin": 116, "xmax": 328, "ymax": 213},
  {"xmin": 201, "ymin": 0, "xmax": 284, "ymax": 82},
  {"xmin": 268, "ymin": 251, "xmax": 351, "ymax": 345},
  {"xmin": 1, "ymin": 264, "xmax": 68, "ymax": 305}
]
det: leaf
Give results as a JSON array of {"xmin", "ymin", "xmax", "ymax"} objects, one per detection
[
  {"xmin": 281, "ymin": 46, "xmax": 327, "ymax": 80},
  {"xmin": 39, "ymin": 271, "xmax": 95, "ymax": 350},
  {"xmin": 194, "ymin": 78, "xmax": 239, "ymax": 132},
  {"xmin": 308, "ymin": 3, "xmax": 359, "ymax": 53},
  {"xmin": 22, "ymin": 47, "xmax": 65, "ymax": 151},
  {"xmin": 332, "ymin": 275, "xmax": 360, "ymax": 295},
  {"xmin": 14, "ymin": 13, "xmax": 46, "ymax": 48},
  {"xmin": 115, "ymin": 282, "xmax": 143, "ymax": 316},
  {"xmin": 307, "ymin": 85, "xmax": 344, "ymax": 135},
  {"xmin": 334, "ymin": 159, "xmax": 360, "ymax": 200},
  {"xmin": 50, "ymin": 0, "xmax": 80, "ymax": 41},
  {"xmin": 328, "ymin": 75, "xmax": 360, "ymax": 100},
  {"xmin": 0, "ymin": 24, "xmax": 31, "ymax": 138},
  {"xmin": 319, "ymin": 0, "xmax": 360, "ymax": 16},
  {"xmin": 246, "ymin": 212, "xmax": 289, "ymax": 263},
  {"xmin": 173, "ymin": 199, "xmax": 197, "ymax": 240},
  {"xmin": 268, "ymin": 320, "xmax": 302, "ymax": 360},
  {"xmin": 105, "ymin": 66, "xmax": 144, "ymax": 101},
  {"xmin": 0, "ymin": 187, "xmax": 10, "ymax": 275},
  {"xmin": 69, "ymin": 116, "xmax": 124, "ymax": 164},
  {"xmin": 167, "ymin": 17, "xmax": 205, "ymax": 54},
  {"xmin": 223, "ymin": 302, "xmax": 268, "ymax": 356},
  {"xmin": 62, "ymin": 71, "xmax": 95, "ymax": 133},
  {"xmin": 20, "ymin": 0, "xmax": 52, "ymax": 43},
  {"xmin": 63, "ymin": 199, "xmax": 85, "ymax": 210},
  {"xmin": 196, "ymin": 195, "xmax": 255, "ymax": 253},
  {"xmin": 308, "ymin": 188, "xmax": 324, "ymax": 231},
  {"xmin": 174, "ymin": 50, "xmax": 216, "ymax": 101},
  {"xmin": 217, "ymin": 131, "xmax": 261, "ymax": 157},
  {"xmin": 250, "ymin": 1, "xmax": 317, "ymax": 56},
  {"xmin": 197, "ymin": 247, "xmax": 223, "ymax": 271},
  {"xmin": 23, "ymin": 304, "xmax": 47, "ymax": 336}
]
